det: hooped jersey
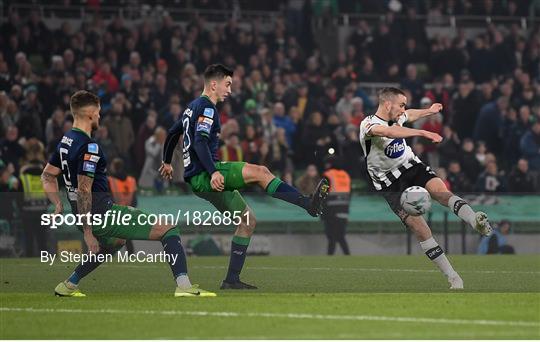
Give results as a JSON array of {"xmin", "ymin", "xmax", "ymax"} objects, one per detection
[
  {"xmin": 49, "ymin": 128, "xmax": 113, "ymax": 214},
  {"xmin": 359, "ymin": 113, "xmax": 422, "ymax": 190}
]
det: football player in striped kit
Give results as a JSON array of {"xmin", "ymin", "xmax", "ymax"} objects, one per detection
[{"xmin": 359, "ymin": 87, "xmax": 492, "ymax": 290}]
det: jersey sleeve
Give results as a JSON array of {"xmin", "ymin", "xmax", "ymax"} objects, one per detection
[
  {"xmin": 359, "ymin": 117, "xmax": 381, "ymax": 140},
  {"xmin": 163, "ymin": 118, "xmax": 184, "ymax": 164},
  {"xmin": 192, "ymin": 106, "xmax": 218, "ymax": 174},
  {"xmin": 77, "ymin": 142, "xmax": 101, "ymax": 178},
  {"xmin": 48, "ymin": 148, "xmax": 61, "ymax": 168},
  {"xmin": 397, "ymin": 112, "xmax": 408, "ymax": 126},
  {"xmin": 194, "ymin": 107, "xmax": 216, "ymax": 139}
]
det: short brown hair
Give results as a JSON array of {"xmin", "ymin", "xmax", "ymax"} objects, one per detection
[
  {"xmin": 70, "ymin": 90, "xmax": 99, "ymax": 116},
  {"xmin": 378, "ymin": 87, "xmax": 406, "ymax": 102},
  {"xmin": 203, "ymin": 64, "xmax": 233, "ymax": 83}
]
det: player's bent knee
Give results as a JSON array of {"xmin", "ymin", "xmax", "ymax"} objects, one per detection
[
  {"xmin": 241, "ymin": 208, "xmax": 256, "ymax": 233},
  {"xmin": 259, "ymin": 165, "xmax": 272, "ymax": 176},
  {"xmin": 150, "ymin": 224, "xmax": 180, "ymax": 241}
]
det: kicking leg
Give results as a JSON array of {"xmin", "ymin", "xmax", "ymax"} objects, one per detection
[
  {"xmin": 404, "ymin": 214, "xmax": 463, "ymax": 289},
  {"xmin": 242, "ymin": 163, "xmax": 328, "ymax": 216},
  {"xmin": 426, "ymin": 178, "xmax": 492, "ymax": 236}
]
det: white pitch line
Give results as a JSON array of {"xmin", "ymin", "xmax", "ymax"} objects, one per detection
[
  {"xmin": 1, "ymin": 307, "xmax": 539, "ymax": 328},
  {"xmin": 8, "ymin": 263, "xmax": 540, "ymax": 275},
  {"xmin": 194, "ymin": 265, "xmax": 540, "ymax": 275}
]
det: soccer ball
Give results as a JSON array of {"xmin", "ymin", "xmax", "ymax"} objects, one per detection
[{"xmin": 400, "ymin": 186, "xmax": 432, "ymax": 216}]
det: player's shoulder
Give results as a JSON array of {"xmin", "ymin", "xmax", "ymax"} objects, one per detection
[
  {"xmin": 360, "ymin": 115, "xmax": 379, "ymax": 129},
  {"xmin": 71, "ymin": 130, "xmax": 101, "ymax": 155},
  {"xmin": 190, "ymin": 96, "xmax": 216, "ymax": 119}
]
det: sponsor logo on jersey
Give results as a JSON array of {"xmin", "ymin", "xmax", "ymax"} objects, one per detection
[
  {"xmin": 384, "ymin": 139, "xmax": 406, "ymax": 158},
  {"xmin": 82, "ymin": 161, "xmax": 97, "ymax": 173},
  {"xmin": 196, "ymin": 122, "xmax": 212, "ymax": 134},
  {"xmin": 87, "ymin": 143, "xmax": 99, "ymax": 153},
  {"xmin": 84, "ymin": 154, "xmax": 100, "ymax": 162},
  {"xmin": 198, "ymin": 116, "xmax": 214, "ymax": 125},
  {"xmin": 203, "ymin": 108, "xmax": 214, "ymax": 118}
]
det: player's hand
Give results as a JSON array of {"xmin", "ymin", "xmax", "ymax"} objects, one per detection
[
  {"xmin": 84, "ymin": 231, "xmax": 100, "ymax": 254},
  {"xmin": 53, "ymin": 202, "xmax": 63, "ymax": 215},
  {"xmin": 423, "ymin": 131, "xmax": 443, "ymax": 143},
  {"xmin": 210, "ymin": 171, "xmax": 225, "ymax": 192},
  {"xmin": 429, "ymin": 103, "xmax": 443, "ymax": 113},
  {"xmin": 158, "ymin": 162, "xmax": 173, "ymax": 180}
]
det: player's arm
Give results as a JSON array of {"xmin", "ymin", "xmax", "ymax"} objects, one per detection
[
  {"xmin": 77, "ymin": 144, "xmax": 100, "ymax": 253},
  {"xmin": 369, "ymin": 125, "xmax": 442, "ymax": 143},
  {"xmin": 41, "ymin": 163, "xmax": 63, "ymax": 215},
  {"xmin": 405, "ymin": 103, "xmax": 443, "ymax": 122},
  {"xmin": 159, "ymin": 118, "xmax": 184, "ymax": 180},
  {"xmin": 77, "ymin": 174, "xmax": 99, "ymax": 253},
  {"xmin": 193, "ymin": 111, "xmax": 224, "ymax": 191}
]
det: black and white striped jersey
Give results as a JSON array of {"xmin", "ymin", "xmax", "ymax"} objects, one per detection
[{"xmin": 359, "ymin": 113, "xmax": 422, "ymax": 190}]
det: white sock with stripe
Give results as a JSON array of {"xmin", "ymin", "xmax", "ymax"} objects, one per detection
[
  {"xmin": 448, "ymin": 195, "xmax": 476, "ymax": 228},
  {"xmin": 419, "ymin": 237, "xmax": 457, "ymax": 278}
]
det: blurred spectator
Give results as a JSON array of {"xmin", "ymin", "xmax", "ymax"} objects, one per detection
[
  {"xmin": 473, "ymin": 96, "xmax": 509, "ymax": 155},
  {"xmin": 272, "ymin": 102, "xmax": 296, "ymax": 148},
  {"xmin": 17, "ymin": 85, "xmax": 43, "ymax": 140},
  {"xmin": 134, "ymin": 111, "xmax": 157, "ymax": 176},
  {"xmin": 139, "ymin": 126, "xmax": 166, "ymax": 190},
  {"xmin": 102, "ymin": 100, "xmax": 134, "ymax": 165},
  {"xmin": 507, "ymin": 158, "xmax": 536, "ymax": 193},
  {"xmin": 44, "ymin": 109, "xmax": 66, "ymax": 152},
  {"xmin": 447, "ymin": 160, "xmax": 472, "ymax": 192},
  {"xmin": 459, "ymin": 138, "xmax": 483, "ymax": 183},
  {"xmin": 475, "ymin": 161, "xmax": 506, "ymax": 193},
  {"xmin": 18, "ymin": 139, "xmax": 49, "ymax": 257},
  {"xmin": 451, "ymin": 80, "xmax": 482, "ymax": 139},
  {"xmin": 302, "ymin": 111, "xmax": 331, "ymax": 168},
  {"xmin": 349, "ymin": 97, "xmax": 365, "ymax": 127},
  {"xmin": 437, "ymin": 125, "xmax": 460, "ymax": 168},
  {"xmin": 0, "ymin": 125, "xmax": 25, "ymax": 174},
  {"xmin": 478, "ymin": 220, "xmax": 515, "ymax": 254},
  {"xmin": 95, "ymin": 126, "xmax": 119, "ymax": 162},
  {"xmin": 108, "ymin": 156, "xmax": 138, "ymax": 253},
  {"xmin": 295, "ymin": 164, "xmax": 320, "ymax": 195},
  {"xmin": 241, "ymin": 125, "xmax": 263, "ymax": 164},
  {"xmin": 520, "ymin": 121, "xmax": 540, "ymax": 171},
  {"xmin": 238, "ymin": 99, "xmax": 262, "ymax": 138},
  {"xmin": 321, "ymin": 156, "xmax": 351, "ymax": 255},
  {"xmin": 92, "ymin": 62, "xmax": 119, "ymax": 93},
  {"xmin": 504, "ymin": 104, "xmax": 532, "ymax": 169},
  {"xmin": 219, "ymin": 134, "xmax": 243, "ymax": 162}
]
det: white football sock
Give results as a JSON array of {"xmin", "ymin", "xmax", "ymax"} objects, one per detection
[
  {"xmin": 448, "ymin": 195, "xmax": 476, "ymax": 228},
  {"xmin": 419, "ymin": 237, "xmax": 457, "ymax": 278},
  {"xmin": 176, "ymin": 274, "xmax": 192, "ymax": 289}
]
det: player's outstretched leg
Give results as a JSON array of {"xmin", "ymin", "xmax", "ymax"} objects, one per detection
[
  {"xmin": 54, "ymin": 239, "xmax": 125, "ymax": 297},
  {"xmin": 221, "ymin": 206, "xmax": 258, "ymax": 290},
  {"xmin": 149, "ymin": 223, "xmax": 216, "ymax": 297},
  {"xmin": 242, "ymin": 163, "xmax": 329, "ymax": 216},
  {"xmin": 426, "ymin": 178, "xmax": 492, "ymax": 236},
  {"xmin": 405, "ymin": 215, "xmax": 463, "ymax": 289}
]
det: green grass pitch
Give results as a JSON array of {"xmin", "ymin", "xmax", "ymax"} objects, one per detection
[{"xmin": 1, "ymin": 255, "xmax": 539, "ymax": 339}]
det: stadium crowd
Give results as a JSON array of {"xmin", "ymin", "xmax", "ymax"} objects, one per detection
[{"xmin": 1, "ymin": 1, "xmax": 540, "ymax": 200}]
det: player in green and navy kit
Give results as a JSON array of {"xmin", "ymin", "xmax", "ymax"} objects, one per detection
[
  {"xmin": 41, "ymin": 90, "xmax": 214, "ymax": 297},
  {"xmin": 160, "ymin": 64, "xmax": 329, "ymax": 289}
]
